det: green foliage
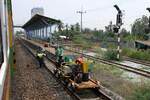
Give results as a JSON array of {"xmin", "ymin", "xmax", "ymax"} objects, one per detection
[
  {"xmin": 73, "ymin": 35, "xmax": 84, "ymax": 44},
  {"xmin": 73, "ymin": 35, "xmax": 92, "ymax": 49},
  {"xmin": 129, "ymin": 84, "xmax": 150, "ymax": 100},
  {"xmin": 75, "ymin": 23, "xmax": 80, "ymax": 32},
  {"xmin": 105, "ymin": 32, "xmax": 115, "ymax": 38},
  {"xmin": 103, "ymin": 49, "xmax": 119, "ymax": 60},
  {"xmin": 120, "ymin": 28, "xmax": 130, "ymax": 38},
  {"xmin": 16, "ymin": 31, "xmax": 24, "ymax": 36},
  {"xmin": 92, "ymin": 29, "xmax": 107, "ymax": 41},
  {"xmin": 122, "ymin": 48, "xmax": 150, "ymax": 61},
  {"xmin": 123, "ymin": 34, "xmax": 136, "ymax": 41},
  {"xmin": 131, "ymin": 15, "xmax": 149, "ymax": 38}
]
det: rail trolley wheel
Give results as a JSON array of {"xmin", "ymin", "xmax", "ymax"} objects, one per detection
[
  {"xmin": 68, "ymin": 82, "xmax": 76, "ymax": 92},
  {"xmin": 53, "ymin": 68, "xmax": 57, "ymax": 75}
]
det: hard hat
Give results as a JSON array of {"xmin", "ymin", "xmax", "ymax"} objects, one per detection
[{"xmin": 76, "ymin": 57, "xmax": 83, "ymax": 64}]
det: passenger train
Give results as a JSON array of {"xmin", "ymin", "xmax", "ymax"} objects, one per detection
[{"xmin": 0, "ymin": 0, "xmax": 14, "ymax": 100}]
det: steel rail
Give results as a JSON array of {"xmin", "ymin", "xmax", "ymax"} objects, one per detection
[{"xmin": 20, "ymin": 39, "xmax": 113, "ymax": 100}]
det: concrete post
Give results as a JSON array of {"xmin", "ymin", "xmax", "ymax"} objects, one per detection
[
  {"xmin": 42, "ymin": 28, "xmax": 44, "ymax": 39},
  {"xmin": 46, "ymin": 26, "xmax": 48, "ymax": 39}
]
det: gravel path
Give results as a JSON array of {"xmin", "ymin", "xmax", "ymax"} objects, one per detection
[{"xmin": 11, "ymin": 41, "xmax": 71, "ymax": 100}]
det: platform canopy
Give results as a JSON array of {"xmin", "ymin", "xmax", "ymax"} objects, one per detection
[
  {"xmin": 22, "ymin": 14, "xmax": 61, "ymax": 40},
  {"xmin": 22, "ymin": 14, "xmax": 61, "ymax": 30}
]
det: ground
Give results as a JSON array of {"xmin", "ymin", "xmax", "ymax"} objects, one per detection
[
  {"xmin": 92, "ymin": 63, "xmax": 150, "ymax": 100},
  {"xmin": 11, "ymin": 40, "xmax": 71, "ymax": 100}
]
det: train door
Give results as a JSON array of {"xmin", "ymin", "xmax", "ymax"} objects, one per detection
[
  {"xmin": 0, "ymin": 4, "xmax": 4, "ymax": 67},
  {"xmin": 0, "ymin": 0, "xmax": 10, "ymax": 100}
]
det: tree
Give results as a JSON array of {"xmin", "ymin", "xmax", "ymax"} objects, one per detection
[
  {"xmin": 120, "ymin": 28, "xmax": 130, "ymax": 37},
  {"xmin": 75, "ymin": 23, "xmax": 80, "ymax": 32},
  {"xmin": 58, "ymin": 22, "xmax": 64, "ymax": 32},
  {"xmin": 105, "ymin": 21, "xmax": 115, "ymax": 38},
  {"xmin": 16, "ymin": 31, "xmax": 24, "ymax": 36},
  {"xmin": 105, "ymin": 21, "xmax": 113, "ymax": 33},
  {"xmin": 93, "ymin": 29, "xmax": 104, "ymax": 41},
  {"xmin": 131, "ymin": 15, "xmax": 149, "ymax": 38},
  {"xmin": 70, "ymin": 25, "xmax": 74, "ymax": 31},
  {"xmin": 83, "ymin": 28, "xmax": 91, "ymax": 33}
]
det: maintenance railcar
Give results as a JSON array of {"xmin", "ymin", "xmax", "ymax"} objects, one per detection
[{"xmin": 53, "ymin": 55, "xmax": 100, "ymax": 91}]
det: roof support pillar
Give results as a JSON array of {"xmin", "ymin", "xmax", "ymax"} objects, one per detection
[
  {"xmin": 39, "ymin": 29, "xmax": 40, "ymax": 39},
  {"xmin": 46, "ymin": 26, "xmax": 48, "ymax": 39},
  {"xmin": 49, "ymin": 25, "xmax": 52, "ymax": 41},
  {"xmin": 38, "ymin": 29, "xmax": 40, "ymax": 39},
  {"xmin": 42, "ymin": 28, "xmax": 44, "ymax": 39},
  {"xmin": 40, "ymin": 28, "xmax": 42, "ymax": 39},
  {"xmin": 35, "ymin": 29, "xmax": 37, "ymax": 39}
]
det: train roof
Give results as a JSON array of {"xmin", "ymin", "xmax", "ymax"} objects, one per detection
[{"xmin": 135, "ymin": 40, "xmax": 150, "ymax": 46}]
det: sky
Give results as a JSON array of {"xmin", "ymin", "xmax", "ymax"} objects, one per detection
[{"xmin": 12, "ymin": 0, "xmax": 150, "ymax": 31}]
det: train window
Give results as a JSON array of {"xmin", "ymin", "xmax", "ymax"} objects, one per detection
[{"xmin": 0, "ymin": 16, "xmax": 4, "ymax": 65}]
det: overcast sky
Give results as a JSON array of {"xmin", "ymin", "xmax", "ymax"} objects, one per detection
[{"xmin": 12, "ymin": 0, "xmax": 150, "ymax": 31}]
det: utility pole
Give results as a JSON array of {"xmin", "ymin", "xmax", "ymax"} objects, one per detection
[
  {"xmin": 113, "ymin": 5, "xmax": 123, "ymax": 60},
  {"xmin": 77, "ymin": 9, "xmax": 86, "ymax": 33}
]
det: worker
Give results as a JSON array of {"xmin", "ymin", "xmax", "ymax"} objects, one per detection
[
  {"xmin": 36, "ymin": 49, "xmax": 46, "ymax": 68},
  {"xmin": 74, "ymin": 56, "xmax": 84, "ymax": 83},
  {"xmin": 56, "ymin": 46, "xmax": 64, "ymax": 67},
  {"xmin": 55, "ymin": 46, "xmax": 60, "ymax": 62},
  {"xmin": 59, "ymin": 46, "xmax": 64, "ymax": 58}
]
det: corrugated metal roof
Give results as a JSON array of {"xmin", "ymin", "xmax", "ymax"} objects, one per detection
[{"xmin": 22, "ymin": 14, "xmax": 61, "ymax": 29}]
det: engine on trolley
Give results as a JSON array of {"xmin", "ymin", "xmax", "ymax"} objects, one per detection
[{"xmin": 53, "ymin": 53, "xmax": 100, "ymax": 91}]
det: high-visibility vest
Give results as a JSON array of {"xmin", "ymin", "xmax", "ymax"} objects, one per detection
[{"xmin": 37, "ymin": 53, "xmax": 45, "ymax": 58}]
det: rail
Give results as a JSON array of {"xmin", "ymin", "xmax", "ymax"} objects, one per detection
[{"xmin": 19, "ymin": 39, "xmax": 116, "ymax": 100}]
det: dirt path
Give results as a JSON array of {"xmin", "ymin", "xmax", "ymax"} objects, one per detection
[{"xmin": 11, "ymin": 41, "xmax": 71, "ymax": 100}]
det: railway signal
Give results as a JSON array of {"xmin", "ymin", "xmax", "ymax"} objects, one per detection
[
  {"xmin": 113, "ymin": 5, "xmax": 123, "ymax": 60},
  {"xmin": 146, "ymin": 8, "xmax": 150, "ymax": 28}
]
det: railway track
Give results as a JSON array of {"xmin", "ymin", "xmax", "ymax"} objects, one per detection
[
  {"xmin": 21, "ymin": 38, "xmax": 150, "ymax": 78},
  {"xmin": 123, "ymin": 56, "xmax": 150, "ymax": 67},
  {"xmin": 64, "ymin": 48, "xmax": 150, "ymax": 78},
  {"xmin": 64, "ymin": 45, "xmax": 150, "ymax": 67},
  {"xmin": 19, "ymin": 39, "xmax": 119, "ymax": 100}
]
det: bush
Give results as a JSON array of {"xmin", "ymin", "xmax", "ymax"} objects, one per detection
[
  {"xmin": 73, "ymin": 35, "xmax": 92, "ymax": 49},
  {"xmin": 122, "ymin": 48, "xmax": 150, "ymax": 61},
  {"xmin": 103, "ymin": 49, "xmax": 119, "ymax": 61}
]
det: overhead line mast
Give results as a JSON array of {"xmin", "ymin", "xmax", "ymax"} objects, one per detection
[{"xmin": 77, "ymin": 9, "xmax": 86, "ymax": 33}]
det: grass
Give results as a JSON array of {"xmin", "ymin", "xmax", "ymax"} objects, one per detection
[
  {"xmin": 122, "ymin": 48, "xmax": 150, "ymax": 61},
  {"xmin": 92, "ymin": 62, "xmax": 135, "ymax": 98},
  {"xmin": 93, "ymin": 63, "xmax": 123, "ymax": 78},
  {"xmin": 128, "ymin": 83, "xmax": 150, "ymax": 100},
  {"xmin": 92, "ymin": 62, "xmax": 150, "ymax": 100}
]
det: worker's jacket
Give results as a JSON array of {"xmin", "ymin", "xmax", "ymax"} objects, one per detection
[
  {"xmin": 56, "ymin": 48, "xmax": 64, "ymax": 56},
  {"xmin": 59, "ymin": 48, "xmax": 64, "ymax": 56},
  {"xmin": 36, "ymin": 53, "xmax": 46, "ymax": 59}
]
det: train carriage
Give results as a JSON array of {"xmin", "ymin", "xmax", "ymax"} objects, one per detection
[{"xmin": 0, "ymin": 0, "xmax": 14, "ymax": 100}]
